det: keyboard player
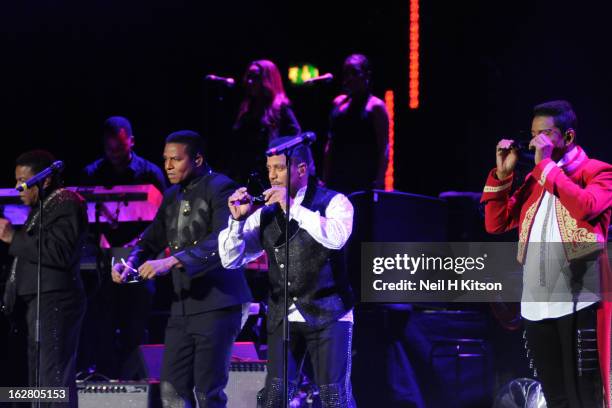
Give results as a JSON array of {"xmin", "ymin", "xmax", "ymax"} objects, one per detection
[
  {"xmin": 79, "ymin": 116, "xmax": 167, "ymax": 379},
  {"xmin": 81, "ymin": 116, "xmax": 167, "ymax": 194}
]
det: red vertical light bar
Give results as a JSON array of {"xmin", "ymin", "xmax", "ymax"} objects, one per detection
[
  {"xmin": 409, "ymin": 0, "xmax": 420, "ymax": 109},
  {"xmin": 384, "ymin": 90, "xmax": 395, "ymax": 191}
]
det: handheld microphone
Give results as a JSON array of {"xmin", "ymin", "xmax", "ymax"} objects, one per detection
[
  {"xmin": 16, "ymin": 161, "xmax": 64, "ymax": 192},
  {"xmin": 265, "ymin": 132, "xmax": 316, "ymax": 157},
  {"xmin": 510, "ymin": 140, "xmax": 533, "ymax": 151},
  {"xmin": 497, "ymin": 140, "xmax": 532, "ymax": 152},
  {"xmin": 231, "ymin": 195, "xmax": 266, "ymax": 206},
  {"xmin": 498, "ymin": 139, "xmax": 535, "ymax": 164},
  {"xmin": 303, "ymin": 73, "xmax": 333, "ymax": 85},
  {"xmin": 205, "ymin": 74, "xmax": 236, "ymax": 87}
]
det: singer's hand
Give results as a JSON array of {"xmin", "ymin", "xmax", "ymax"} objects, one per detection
[
  {"xmin": 0, "ymin": 218, "xmax": 14, "ymax": 244},
  {"xmin": 529, "ymin": 134, "xmax": 554, "ymax": 165},
  {"xmin": 496, "ymin": 139, "xmax": 519, "ymax": 180},
  {"xmin": 228, "ymin": 187, "xmax": 254, "ymax": 221},
  {"xmin": 138, "ymin": 257, "xmax": 180, "ymax": 280},
  {"xmin": 263, "ymin": 187, "xmax": 293, "ymax": 212},
  {"xmin": 111, "ymin": 262, "xmax": 130, "ymax": 284}
]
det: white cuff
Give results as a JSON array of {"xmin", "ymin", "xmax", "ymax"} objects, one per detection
[{"xmin": 228, "ymin": 216, "xmax": 245, "ymax": 235}]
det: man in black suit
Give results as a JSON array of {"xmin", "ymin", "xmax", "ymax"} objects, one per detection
[
  {"xmin": 0, "ymin": 150, "xmax": 88, "ymax": 408},
  {"xmin": 112, "ymin": 130, "xmax": 251, "ymax": 408}
]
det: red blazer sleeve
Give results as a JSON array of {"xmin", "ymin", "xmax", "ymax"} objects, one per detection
[
  {"xmin": 480, "ymin": 168, "xmax": 530, "ymax": 234},
  {"xmin": 532, "ymin": 158, "xmax": 612, "ymax": 222}
]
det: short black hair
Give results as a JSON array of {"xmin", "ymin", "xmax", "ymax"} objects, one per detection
[
  {"xmin": 165, "ymin": 130, "xmax": 206, "ymax": 159},
  {"xmin": 103, "ymin": 116, "xmax": 133, "ymax": 138},
  {"xmin": 533, "ymin": 100, "xmax": 577, "ymax": 134},
  {"xmin": 16, "ymin": 150, "xmax": 62, "ymax": 188},
  {"xmin": 344, "ymin": 53, "xmax": 372, "ymax": 79},
  {"xmin": 268, "ymin": 137, "xmax": 315, "ymax": 176}
]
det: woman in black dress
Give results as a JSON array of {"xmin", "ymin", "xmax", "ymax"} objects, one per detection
[
  {"xmin": 324, "ymin": 54, "xmax": 389, "ymax": 193},
  {"xmin": 231, "ymin": 59, "xmax": 301, "ymax": 186}
]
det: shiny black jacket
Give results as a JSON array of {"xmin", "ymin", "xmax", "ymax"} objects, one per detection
[
  {"xmin": 128, "ymin": 169, "xmax": 252, "ymax": 316},
  {"xmin": 10, "ymin": 188, "xmax": 88, "ymax": 296}
]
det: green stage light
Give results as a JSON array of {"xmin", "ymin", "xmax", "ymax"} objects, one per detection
[{"xmin": 288, "ymin": 64, "xmax": 320, "ymax": 85}]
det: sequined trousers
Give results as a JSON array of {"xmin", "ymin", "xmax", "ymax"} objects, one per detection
[
  {"xmin": 19, "ymin": 289, "xmax": 86, "ymax": 408},
  {"xmin": 262, "ymin": 320, "xmax": 355, "ymax": 408}
]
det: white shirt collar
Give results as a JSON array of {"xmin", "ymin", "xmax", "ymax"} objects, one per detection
[{"xmin": 557, "ymin": 146, "xmax": 578, "ymax": 167}]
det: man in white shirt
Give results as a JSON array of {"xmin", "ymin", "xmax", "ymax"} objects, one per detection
[
  {"xmin": 219, "ymin": 138, "xmax": 356, "ymax": 407},
  {"xmin": 482, "ymin": 100, "xmax": 612, "ymax": 407}
]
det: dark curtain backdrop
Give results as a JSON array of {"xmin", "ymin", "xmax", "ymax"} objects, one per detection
[{"xmin": 0, "ymin": 0, "xmax": 610, "ymax": 195}]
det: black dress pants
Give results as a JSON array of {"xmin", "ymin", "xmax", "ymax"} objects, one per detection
[
  {"xmin": 160, "ymin": 305, "xmax": 242, "ymax": 408},
  {"xmin": 524, "ymin": 304, "xmax": 603, "ymax": 408}
]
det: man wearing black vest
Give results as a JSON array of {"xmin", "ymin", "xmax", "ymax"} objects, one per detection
[
  {"xmin": 219, "ymin": 138, "xmax": 356, "ymax": 407},
  {"xmin": 112, "ymin": 130, "xmax": 252, "ymax": 408}
]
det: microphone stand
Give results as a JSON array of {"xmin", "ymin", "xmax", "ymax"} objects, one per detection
[
  {"xmin": 282, "ymin": 149, "xmax": 292, "ymax": 408},
  {"xmin": 264, "ymin": 132, "xmax": 316, "ymax": 406},
  {"xmin": 34, "ymin": 181, "xmax": 45, "ymax": 408}
]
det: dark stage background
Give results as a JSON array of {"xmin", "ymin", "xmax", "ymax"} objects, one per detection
[
  {"xmin": 1, "ymin": 1, "xmax": 612, "ymax": 406},
  {"xmin": 1, "ymin": 0, "xmax": 611, "ymax": 193}
]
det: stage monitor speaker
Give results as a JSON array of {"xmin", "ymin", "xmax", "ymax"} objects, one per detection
[
  {"xmin": 77, "ymin": 363, "xmax": 265, "ymax": 408},
  {"xmin": 77, "ymin": 381, "xmax": 158, "ymax": 408},
  {"xmin": 138, "ymin": 342, "xmax": 260, "ymax": 380},
  {"xmin": 226, "ymin": 361, "xmax": 267, "ymax": 408},
  {"xmin": 136, "ymin": 344, "xmax": 266, "ymax": 407},
  {"xmin": 137, "ymin": 344, "xmax": 164, "ymax": 381}
]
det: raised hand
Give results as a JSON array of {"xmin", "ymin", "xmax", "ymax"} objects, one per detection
[
  {"xmin": 496, "ymin": 139, "xmax": 519, "ymax": 179},
  {"xmin": 263, "ymin": 186, "xmax": 292, "ymax": 212},
  {"xmin": 228, "ymin": 187, "xmax": 254, "ymax": 221},
  {"xmin": 0, "ymin": 218, "xmax": 14, "ymax": 244},
  {"xmin": 529, "ymin": 134, "xmax": 554, "ymax": 165}
]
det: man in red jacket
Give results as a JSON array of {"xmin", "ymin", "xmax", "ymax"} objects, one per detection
[{"xmin": 481, "ymin": 100, "xmax": 612, "ymax": 407}]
